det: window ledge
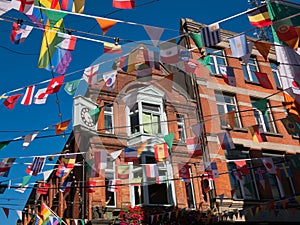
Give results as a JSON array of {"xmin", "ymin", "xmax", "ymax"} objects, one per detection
[
  {"xmin": 292, "ymin": 135, "xmax": 300, "ymax": 140},
  {"xmin": 264, "ymin": 132, "xmax": 283, "ymax": 138},
  {"xmin": 245, "ymin": 80, "xmax": 262, "ymax": 86},
  {"xmin": 220, "ymin": 126, "xmax": 248, "ymax": 133}
]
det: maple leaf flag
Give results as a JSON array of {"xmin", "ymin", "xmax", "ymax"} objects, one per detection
[{"xmin": 46, "ymin": 76, "xmax": 64, "ymax": 94}]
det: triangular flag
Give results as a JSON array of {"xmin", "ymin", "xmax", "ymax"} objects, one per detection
[
  {"xmin": 16, "ymin": 210, "xmax": 22, "ymax": 220},
  {"xmin": 21, "ymin": 175, "xmax": 31, "ymax": 187},
  {"xmin": 254, "ymin": 72, "xmax": 273, "ymax": 89},
  {"xmin": 88, "ymin": 106, "xmax": 103, "ymax": 124},
  {"xmin": 143, "ymin": 25, "xmax": 164, "ymax": 47},
  {"xmin": 254, "ymin": 41, "xmax": 271, "ymax": 61},
  {"xmin": 110, "ymin": 150, "xmax": 122, "ymax": 161},
  {"xmin": 220, "ymin": 110, "xmax": 235, "ymax": 129},
  {"xmin": 55, "ymin": 119, "xmax": 71, "ymax": 135},
  {"xmin": 3, "ymin": 94, "xmax": 22, "ymax": 110},
  {"xmin": 95, "ymin": 18, "xmax": 117, "ymax": 35},
  {"xmin": 189, "ymin": 32, "xmax": 203, "ymax": 50},
  {"xmin": 42, "ymin": 9, "xmax": 68, "ymax": 28},
  {"xmin": 164, "ymin": 132, "xmax": 174, "ymax": 151},
  {"xmin": 253, "ymin": 98, "xmax": 268, "ymax": 114},
  {"xmin": 241, "ymin": 41, "xmax": 254, "ymax": 65},
  {"xmin": 2, "ymin": 208, "xmax": 9, "ymax": 218},
  {"xmin": 0, "ymin": 141, "xmax": 10, "ymax": 151},
  {"xmin": 43, "ymin": 170, "xmax": 53, "ymax": 181},
  {"xmin": 191, "ymin": 123, "xmax": 203, "ymax": 137}
]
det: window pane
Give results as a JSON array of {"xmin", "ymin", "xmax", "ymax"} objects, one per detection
[
  {"xmin": 143, "ymin": 112, "xmax": 152, "ymax": 134},
  {"xmin": 130, "ymin": 113, "xmax": 140, "ymax": 134},
  {"xmin": 148, "ymin": 183, "xmax": 168, "ymax": 204},
  {"xmin": 242, "ymin": 65, "xmax": 250, "ymax": 81},
  {"xmin": 152, "ymin": 114, "xmax": 161, "ymax": 134}
]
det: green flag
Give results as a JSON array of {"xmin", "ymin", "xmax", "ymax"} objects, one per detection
[
  {"xmin": 64, "ymin": 79, "xmax": 80, "ymax": 95},
  {"xmin": 164, "ymin": 132, "xmax": 174, "ymax": 152},
  {"xmin": 0, "ymin": 141, "xmax": 10, "ymax": 150},
  {"xmin": 281, "ymin": 116, "xmax": 300, "ymax": 136},
  {"xmin": 189, "ymin": 32, "xmax": 203, "ymax": 50},
  {"xmin": 253, "ymin": 98, "xmax": 268, "ymax": 114},
  {"xmin": 88, "ymin": 106, "xmax": 103, "ymax": 124},
  {"xmin": 22, "ymin": 175, "xmax": 32, "ymax": 188},
  {"xmin": 58, "ymin": 218, "xmax": 63, "ymax": 225},
  {"xmin": 197, "ymin": 55, "xmax": 212, "ymax": 73},
  {"xmin": 267, "ymin": 1, "xmax": 300, "ymax": 25},
  {"xmin": 80, "ymin": 219, "xmax": 85, "ymax": 225}
]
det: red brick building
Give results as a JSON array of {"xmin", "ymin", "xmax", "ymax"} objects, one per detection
[{"xmin": 22, "ymin": 17, "xmax": 300, "ymax": 225}]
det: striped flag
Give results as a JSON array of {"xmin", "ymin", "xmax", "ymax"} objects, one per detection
[
  {"xmin": 23, "ymin": 131, "xmax": 38, "ymax": 149},
  {"xmin": 201, "ymin": 23, "xmax": 221, "ymax": 47},
  {"xmin": 56, "ymin": 33, "xmax": 77, "ymax": 51},
  {"xmin": 25, "ymin": 157, "xmax": 45, "ymax": 176},
  {"xmin": 10, "ymin": 22, "xmax": 33, "ymax": 44},
  {"xmin": 86, "ymin": 181, "xmax": 96, "ymax": 193},
  {"xmin": 94, "ymin": 150, "xmax": 107, "ymax": 170},
  {"xmin": 33, "ymin": 88, "xmax": 48, "ymax": 105},
  {"xmin": 59, "ymin": 181, "xmax": 72, "ymax": 192},
  {"xmin": 204, "ymin": 162, "xmax": 219, "ymax": 178},
  {"xmin": 145, "ymin": 164, "xmax": 158, "ymax": 178},
  {"xmin": 216, "ymin": 132, "xmax": 235, "ymax": 150},
  {"xmin": 247, "ymin": 4, "xmax": 272, "ymax": 28},
  {"xmin": 37, "ymin": 183, "xmax": 50, "ymax": 195},
  {"xmin": 228, "ymin": 33, "xmax": 249, "ymax": 58},
  {"xmin": 124, "ymin": 148, "xmax": 138, "ymax": 162},
  {"xmin": 107, "ymin": 179, "xmax": 120, "ymax": 192},
  {"xmin": 154, "ymin": 143, "xmax": 169, "ymax": 162},
  {"xmin": 186, "ymin": 137, "xmax": 202, "ymax": 158},
  {"xmin": 21, "ymin": 85, "xmax": 35, "ymax": 105},
  {"xmin": 118, "ymin": 165, "xmax": 129, "ymax": 179},
  {"xmin": 248, "ymin": 125, "xmax": 267, "ymax": 143},
  {"xmin": 103, "ymin": 41, "xmax": 122, "ymax": 54}
]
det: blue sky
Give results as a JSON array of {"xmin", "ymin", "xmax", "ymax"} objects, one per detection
[{"xmin": 0, "ymin": 0, "xmax": 299, "ymax": 224}]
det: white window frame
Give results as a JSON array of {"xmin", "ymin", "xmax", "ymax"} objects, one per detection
[
  {"xmin": 242, "ymin": 57, "xmax": 259, "ymax": 83},
  {"xmin": 270, "ymin": 62, "xmax": 282, "ymax": 88},
  {"xmin": 105, "ymin": 160, "xmax": 116, "ymax": 207},
  {"xmin": 251, "ymin": 99, "xmax": 277, "ymax": 133},
  {"xmin": 215, "ymin": 92, "xmax": 242, "ymax": 129},
  {"xmin": 185, "ymin": 167, "xmax": 196, "ymax": 209},
  {"xmin": 207, "ymin": 48, "xmax": 227, "ymax": 75},
  {"xmin": 129, "ymin": 155, "xmax": 176, "ymax": 207},
  {"xmin": 104, "ymin": 104, "xmax": 114, "ymax": 134},
  {"xmin": 176, "ymin": 114, "xmax": 186, "ymax": 142}
]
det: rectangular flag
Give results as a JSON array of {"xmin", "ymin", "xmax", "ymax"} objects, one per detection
[
  {"xmin": 37, "ymin": 183, "xmax": 50, "ymax": 195},
  {"xmin": 112, "ymin": 0, "xmax": 135, "ymax": 9},
  {"xmin": 56, "ymin": 33, "xmax": 77, "ymax": 51},
  {"xmin": 145, "ymin": 164, "xmax": 158, "ymax": 178},
  {"xmin": 61, "ymin": 0, "xmax": 74, "ymax": 11},
  {"xmin": 56, "ymin": 163, "xmax": 72, "ymax": 178},
  {"xmin": 159, "ymin": 44, "xmax": 179, "ymax": 64},
  {"xmin": 124, "ymin": 147, "xmax": 138, "ymax": 162},
  {"xmin": 247, "ymin": 4, "xmax": 272, "ymax": 28},
  {"xmin": 143, "ymin": 49, "xmax": 160, "ymax": 70},
  {"xmin": 154, "ymin": 143, "xmax": 169, "ymax": 162},
  {"xmin": 254, "ymin": 72, "xmax": 273, "ymax": 89},
  {"xmin": 248, "ymin": 125, "xmax": 267, "ymax": 143},
  {"xmin": 64, "ymin": 79, "xmax": 80, "ymax": 95},
  {"xmin": 216, "ymin": 132, "xmax": 235, "ymax": 150},
  {"xmin": 107, "ymin": 179, "xmax": 120, "ymax": 192},
  {"xmin": 201, "ymin": 23, "xmax": 221, "ymax": 47},
  {"xmin": 118, "ymin": 165, "xmax": 129, "ymax": 179},
  {"xmin": 103, "ymin": 70, "xmax": 117, "ymax": 89},
  {"xmin": 63, "ymin": 154, "xmax": 76, "ymax": 168},
  {"xmin": 83, "ymin": 64, "xmax": 100, "ymax": 85},
  {"xmin": 228, "ymin": 33, "xmax": 249, "ymax": 58},
  {"xmin": 34, "ymin": 88, "xmax": 48, "ymax": 104},
  {"xmin": 178, "ymin": 163, "xmax": 190, "ymax": 182},
  {"xmin": 10, "ymin": 22, "xmax": 33, "ymax": 44},
  {"xmin": 46, "ymin": 76, "xmax": 64, "ymax": 94},
  {"xmin": 261, "ymin": 157, "xmax": 277, "ymax": 174},
  {"xmin": 186, "ymin": 137, "xmax": 202, "ymax": 157},
  {"xmin": 183, "ymin": 58, "xmax": 201, "ymax": 75},
  {"xmin": 281, "ymin": 116, "xmax": 300, "ymax": 136},
  {"xmin": 219, "ymin": 65, "xmax": 236, "ymax": 86},
  {"xmin": 0, "ymin": 158, "xmax": 15, "ymax": 177},
  {"xmin": 21, "ymin": 85, "xmax": 35, "ymax": 105},
  {"xmin": 55, "ymin": 119, "xmax": 71, "ymax": 135},
  {"xmin": 204, "ymin": 162, "xmax": 219, "ymax": 178},
  {"xmin": 94, "ymin": 150, "xmax": 107, "ymax": 170},
  {"xmin": 25, "ymin": 157, "xmax": 45, "ymax": 176},
  {"xmin": 86, "ymin": 181, "xmax": 96, "ymax": 193},
  {"xmin": 23, "ymin": 131, "xmax": 38, "ymax": 149}
]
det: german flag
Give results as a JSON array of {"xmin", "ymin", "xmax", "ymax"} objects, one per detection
[{"xmin": 247, "ymin": 5, "xmax": 272, "ymax": 28}]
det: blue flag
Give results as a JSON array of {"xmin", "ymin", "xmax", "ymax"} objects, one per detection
[{"xmin": 228, "ymin": 33, "xmax": 249, "ymax": 58}]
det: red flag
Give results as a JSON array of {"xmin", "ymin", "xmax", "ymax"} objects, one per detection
[
  {"xmin": 154, "ymin": 143, "xmax": 168, "ymax": 162},
  {"xmin": 46, "ymin": 76, "xmax": 64, "ymax": 94},
  {"xmin": 178, "ymin": 163, "xmax": 190, "ymax": 182},
  {"xmin": 112, "ymin": 0, "xmax": 135, "ymax": 9},
  {"xmin": 254, "ymin": 72, "xmax": 273, "ymax": 89},
  {"xmin": 37, "ymin": 183, "xmax": 50, "ymax": 195},
  {"xmin": 3, "ymin": 94, "xmax": 22, "ymax": 110}
]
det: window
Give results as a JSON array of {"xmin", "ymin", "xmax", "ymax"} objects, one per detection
[
  {"xmin": 206, "ymin": 48, "xmax": 227, "ymax": 74},
  {"xmin": 105, "ymin": 161, "xmax": 116, "ymax": 207},
  {"xmin": 177, "ymin": 114, "xmax": 186, "ymax": 142},
  {"xmin": 251, "ymin": 98, "xmax": 277, "ymax": 133},
  {"xmin": 185, "ymin": 167, "xmax": 196, "ymax": 209},
  {"xmin": 226, "ymin": 149, "xmax": 258, "ymax": 200},
  {"xmin": 215, "ymin": 92, "xmax": 242, "ymax": 128},
  {"xmin": 104, "ymin": 104, "xmax": 114, "ymax": 134},
  {"xmin": 130, "ymin": 156, "xmax": 175, "ymax": 206},
  {"xmin": 242, "ymin": 58, "xmax": 259, "ymax": 83},
  {"xmin": 270, "ymin": 62, "xmax": 282, "ymax": 88},
  {"xmin": 128, "ymin": 102, "xmax": 162, "ymax": 136}
]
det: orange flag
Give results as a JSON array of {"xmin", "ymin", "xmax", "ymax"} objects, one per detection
[
  {"xmin": 283, "ymin": 92, "xmax": 300, "ymax": 123},
  {"xmin": 254, "ymin": 41, "xmax": 271, "ymax": 61},
  {"xmin": 95, "ymin": 18, "xmax": 117, "ymax": 35},
  {"xmin": 220, "ymin": 110, "xmax": 235, "ymax": 129},
  {"xmin": 55, "ymin": 119, "xmax": 71, "ymax": 135}
]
